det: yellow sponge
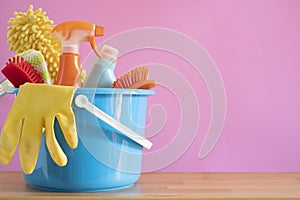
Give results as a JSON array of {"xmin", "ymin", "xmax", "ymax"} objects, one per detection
[{"xmin": 7, "ymin": 5, "xmax": 61, "ymax": 83}]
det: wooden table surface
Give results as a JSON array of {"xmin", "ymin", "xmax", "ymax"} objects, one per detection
[{"xmin": 0, "ymin": 172, "xmax": 300, "ymax": 199}]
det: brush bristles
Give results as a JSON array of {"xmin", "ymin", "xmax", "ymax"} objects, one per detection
[
  {"xmin": 7, "ymin": 56, "xmax": 24, "ymax": 66},
  {"xmin": 7, "ymin": 56, "xmax": 43, "ymax": 83},
  {"xmin": 21, "ymin": 61, "xmax": 42, "ymax": 83},
  {"xmin": 113, "ymin": 66, "xmax": 150, "ymax": 88}
]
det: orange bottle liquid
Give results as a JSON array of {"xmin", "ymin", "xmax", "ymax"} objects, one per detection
[{"xmin": 55, "ymin": 53, "xmax": 82, "ymax": 86}]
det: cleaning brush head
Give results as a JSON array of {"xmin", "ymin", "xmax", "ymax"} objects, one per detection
[
  {"xmin": 112, "ymin": 66, "xmax": 156, "ymax": 89},
  {"xmin": 2, "ymin": 56, "xmax": 43, "ymax": 87}
]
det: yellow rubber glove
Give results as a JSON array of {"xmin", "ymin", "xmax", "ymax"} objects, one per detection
[{"xmin": 0, "ymin": 83, "xmax": 78, "ymax": 174}]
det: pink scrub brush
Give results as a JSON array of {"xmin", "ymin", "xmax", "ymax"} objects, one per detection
[
  {"xmin": 0, "ymin": 56, "xmax": 43, "ymax": 96},
  {"xmin": 112, "ymin": 66, "xmax": 156, "ymax": 89}
]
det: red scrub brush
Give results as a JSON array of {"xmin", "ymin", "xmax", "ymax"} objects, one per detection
[
  {"xmin": 112, "ymin": 66, "xmax": 156, "ymax": 89},
  {"xmin": 0, "ymin": 56, "xmax": 43, "ymax": 97}
]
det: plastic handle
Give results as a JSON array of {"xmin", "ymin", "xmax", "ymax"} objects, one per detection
[
  {"xmin": 87, "ymin": 35, "xmax": 102, "ymax": 59},
  {"xmin": 74, "ymin": 94, "xmax": 153, "ymax": 149},
  {"xmin": 0, "ymin": 79, "xmax": 14, "ymax": 97}
]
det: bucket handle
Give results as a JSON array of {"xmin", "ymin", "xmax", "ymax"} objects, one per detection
[{"xmin": 74, "ymin": 94, "xmax": 153, "ymax": 149}]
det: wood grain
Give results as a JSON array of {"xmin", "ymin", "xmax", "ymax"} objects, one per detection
[{"xmin": 0, "ymin": 172, "xmax": 300, "ymax": 199}]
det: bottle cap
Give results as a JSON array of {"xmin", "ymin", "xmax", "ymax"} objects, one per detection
[{"xmin": 101, "ymin": 45, "xmax": 119, "ymax": 62}]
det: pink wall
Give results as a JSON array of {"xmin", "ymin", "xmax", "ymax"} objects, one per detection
[{"xmin": 0, "ymin": 0, "xmax": 300, "ymax": 172}]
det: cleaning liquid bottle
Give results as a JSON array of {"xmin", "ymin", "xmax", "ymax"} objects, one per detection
[
  {"xmin": 51, "ymin": 21, "xmax": 104, "ymax": 86},
  {"xmin": 84, "ymin": 45, "xmax": 119, "ymax": 88}
]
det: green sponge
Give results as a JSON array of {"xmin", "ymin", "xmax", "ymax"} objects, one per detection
[{"xmin": 18, "ymin": 49, "xmax": 52, "ymax": 84}]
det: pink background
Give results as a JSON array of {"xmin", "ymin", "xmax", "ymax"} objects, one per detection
[{"xmin": 0, "ymin": 0, "xmax": 300, "ymax": 172}]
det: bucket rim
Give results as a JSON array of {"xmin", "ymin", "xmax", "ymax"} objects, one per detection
[
  {"xmin": 75, "ymin": 88, "xmax": 155, "ymax": 95},
  {"xmin": 7, "ymin": 87, "xmax": 155, "ymax": 96}
]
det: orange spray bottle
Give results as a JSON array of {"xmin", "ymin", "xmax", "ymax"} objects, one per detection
[{"xmin": 52, "ymin": 21, "xmax": 104, "ymax": 86}]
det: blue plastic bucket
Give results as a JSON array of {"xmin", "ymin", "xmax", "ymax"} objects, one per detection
[{"xmin": 22, "ymin": 88, "xmax": 154, "ymax": 192}]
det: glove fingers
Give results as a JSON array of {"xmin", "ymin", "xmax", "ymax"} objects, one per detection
[
  {"xmin": 0, "ymin": 118, "xmax": 23, "ymax": 166},
  {"xmin": 19, "ymin": 120, "xmax": 43, "ymax": 174},
  {"xmin": 56, "ymin": 113, "xmax": 78, "ymax": 149},
  {"xmin": 45, "ymin": 118, "xmax": 67, "ymax": 167}
]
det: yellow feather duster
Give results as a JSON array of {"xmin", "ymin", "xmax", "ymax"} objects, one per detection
[{"xmin": 7, "ymin": 5, "xmax": 60, "ymax": 83}]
